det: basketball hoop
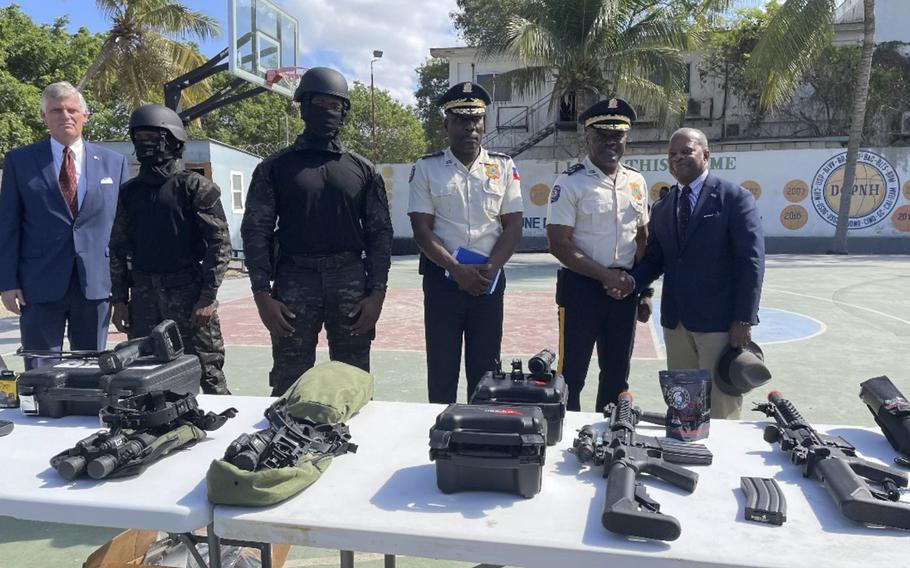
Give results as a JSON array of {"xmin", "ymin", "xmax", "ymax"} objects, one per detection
[{"xmin": 265, "ymin": 66, "xmax": 308, "ymax": 94}]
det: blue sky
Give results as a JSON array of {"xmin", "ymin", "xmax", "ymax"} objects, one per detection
[{"xmin": 6, "ymin": 0, "xmax": 462, "ymax": 104}]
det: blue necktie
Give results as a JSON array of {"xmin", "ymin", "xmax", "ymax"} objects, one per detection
[{"xmin": 678, "ymin": 185, "xmax": 692, "ymax": 240}]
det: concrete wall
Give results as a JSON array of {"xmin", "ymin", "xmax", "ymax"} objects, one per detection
[{"xmin": 382, "ymin": 146, "xmax": 910, "ymax": 255}]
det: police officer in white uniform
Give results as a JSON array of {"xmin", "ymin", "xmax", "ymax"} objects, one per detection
[
  {"xmin": 546, "ymin": 97, "xmax": 651, "ymax": 412},
  {"xmin": 408, "ymin": 82, "xmax": 524, "ymax": 403}
]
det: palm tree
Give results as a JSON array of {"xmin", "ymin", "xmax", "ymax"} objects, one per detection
[
  {"xmin": 78, "ymin": 0, "xmax": 220, "ymax": 111},
  {"xmin": 742, "ymin": 0, "xmax": 875, "ymax": 254},
  {"xmin": 478, "ymin": 0, "xmax": 698, "ymax": 129}
]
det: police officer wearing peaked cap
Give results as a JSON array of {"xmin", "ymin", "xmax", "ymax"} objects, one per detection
[
  {"xmin": 241, "ymin": 67, "xmax": 393, "ymax": 397},
  {"xmin": 408, "ymin": 81, "xmax": 524, "ymax": 403},
  {"xmin": 546, "ymin": 97, "xmax": 652, "ymax": 412},
  {"xmin": 110, "ymin": 104, "xmax": 232, "ymax": 394}
]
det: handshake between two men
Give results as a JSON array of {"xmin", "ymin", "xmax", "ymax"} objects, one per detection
[{"xmin": 603, "ymin": 269, "xmax": 635, "ymax": 300}]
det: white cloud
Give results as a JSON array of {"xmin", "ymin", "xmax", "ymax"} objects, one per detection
[{"xmin": 285, "ymin": 0, "xmax": 463, "ymax": 106}]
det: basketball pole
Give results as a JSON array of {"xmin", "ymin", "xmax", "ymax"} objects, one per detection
[{"xmin": 371, "ymin": 50, "xmax": 383, "ymax": 162}]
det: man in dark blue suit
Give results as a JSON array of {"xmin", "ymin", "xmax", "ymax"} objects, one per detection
[
  {"xmin": 0, "ymin": 82, "xmax": 129, "ymax": 367},
  {"xmin": 627, "ymin": 128, "xmax": 764, "ymax": 418}
]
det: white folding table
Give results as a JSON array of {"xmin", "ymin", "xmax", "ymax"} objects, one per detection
[
  {"xmin": 0, "ymin": 394, "xmax": 273, "ymax": 567},
  {"xmin": 213, "ymin": 400, "xmax": 910, "ymax": 568}
]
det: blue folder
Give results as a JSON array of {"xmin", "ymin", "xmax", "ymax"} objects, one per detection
[{"xmin": 445, "ymin": 247, "xmax": 501, "ymax": 294}]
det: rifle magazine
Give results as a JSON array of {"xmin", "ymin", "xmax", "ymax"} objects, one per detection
[{"xmin": 740, "ymin": 476, "xmax": 787, "ymax": 525}]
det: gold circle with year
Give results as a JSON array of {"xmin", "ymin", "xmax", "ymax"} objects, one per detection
[
  {"xmin": 741, "ymin": 180, "xmax": 762, "ymax": 201},
  {"xmin": 780, "ymin": 205, "xmax": 809, "ymax": 230},
  {"xmin": 893, "ymin": 205, "xmax": 910, "ymax": 232},
  {"xmin": 650, "ymin": 181, "xmax": 671, "ymax": 203},
  {"xmin": 783, "ymin": 179, "xmax": 808, "ymax": 203},
  {"xmin": 529, "ymin": 183, "xmax": 551, "ymax": 207}
]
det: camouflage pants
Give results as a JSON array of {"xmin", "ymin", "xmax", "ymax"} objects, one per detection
[
  {"xmin": 269, "ymin": 260, "xmax": 372, "ymax": 397},
  {"xmin": 128, "ymin": 278, "xmax": 230, "ymax": 395}
]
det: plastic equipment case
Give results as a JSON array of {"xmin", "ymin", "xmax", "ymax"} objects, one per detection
[
  {"xmin": 17, "ymin": 355, "xmax": 201, "ymax": 418},
  {"xmin": 429, "ymin": 403, "xmax": 547, "ymax": 498},
  {"xmin": 470, "ymin": 350, "xmax": 568, "ymax": 445}
]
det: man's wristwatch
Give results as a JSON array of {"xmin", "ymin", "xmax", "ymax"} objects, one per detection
[
  {"xmin": 640, "ymin": 287, "xmax": 655, "ymax": 298},
  {"xmin": 737, "ymin": 321, "xmax": 753, "ymax": 327}
]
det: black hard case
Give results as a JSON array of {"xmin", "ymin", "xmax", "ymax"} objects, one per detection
[
  {"xmin": 860, "ymin": 375, "xmax": 910, "ymax": 456},
  {"xmin": 470, "ymin": 369, "xmax": 568, "ymax": 445},
  {"xmin": 429, "ymin": 403, "xmax": 547, "ymax": 498},
  {"xmin": 16, "ymin": 355, "xmax": 200, "ymax": 418}
]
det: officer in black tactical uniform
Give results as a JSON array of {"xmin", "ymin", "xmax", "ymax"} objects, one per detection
[
  {"xmin": 110, "ymin": 104, "xmax": 232, "ymax": 395},
  {"xmin": 241, "ymin": 67, "xmax": 393, "ymax": 397}
]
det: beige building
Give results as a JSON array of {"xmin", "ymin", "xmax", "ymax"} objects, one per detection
[{"xmin": 430, "ymin": 0, "xmax": 909, "ymax": 160}]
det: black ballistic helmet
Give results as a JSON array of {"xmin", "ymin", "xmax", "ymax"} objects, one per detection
[
  {"xmin": 129, "ymin": 104, "xmax": 187, "ymax": 142},
  {"xmin": 293, "ymin": 67, "xmax": 350, "ymax": 103}
]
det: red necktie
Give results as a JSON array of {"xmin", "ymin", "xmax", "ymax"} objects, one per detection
[{"xmin": 59, "ymin": 146, "xmax": 78, "ymax": 217}]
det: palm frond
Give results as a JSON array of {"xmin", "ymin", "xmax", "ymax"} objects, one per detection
[
  {"xmin": 748, "ymin": 0, "xmax": 836, "ymax": 110},
  {"xmin": 162, "ymin": 38, "xmax": 212, "ymax": 106},
  {"xmin": 93, "ymin": 0, "xmax": 124, "ymax": 21},
  {"xmin": 138, "ymin": 0, "xmax": 220, "ymax": 40},
  {"xmin": 615, "ymin": 9, "xmax": 699, "ymax": 52},
  {"xmin": 494, "ymin": 66, "xmax": 553, "ymax": 102}
]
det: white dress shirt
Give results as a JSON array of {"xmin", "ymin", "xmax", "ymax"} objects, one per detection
[
  {"xmin": 547, "ymin": 157, "xmax": 648, "ymax": 270},
  {"xmin": 408, "ymin": 147, "xmax": 524, "ymax": 257}
]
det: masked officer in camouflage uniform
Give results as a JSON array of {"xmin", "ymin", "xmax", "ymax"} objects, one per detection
[
  {"xmin": 546, "ymin": 97, "xmax": 650, "ymax": 412},
  {"xmin": 408, "ymin": 82, "xmax": 524, "ymax": 404},
  {"xmin": 241, "ymin": 67, "xmax": 393, "ymax": 397},
  {"xmin": 110, "ymin": 104, "xmax": 231, "ymax": 395}
]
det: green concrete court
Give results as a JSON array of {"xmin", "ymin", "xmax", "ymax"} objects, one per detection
[{"xmin": 1, "ymin": 253, "xmax": 909, "ymax": 567}]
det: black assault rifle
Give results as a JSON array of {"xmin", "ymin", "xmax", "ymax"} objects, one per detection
[
  {"xmin": 572, "ymin": 391, "xmax": 712, "ymax": 541},
  {"xmin": 754, "ymin": 390, "xmax": 910, "ymax": 530}
]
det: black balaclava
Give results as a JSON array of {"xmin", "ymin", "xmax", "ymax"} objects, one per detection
[
  {"xmin": 300, "ymin": 96, "xmax": 346, "ymax": 142},
  {"xmin": 132, "ymin": 128, "xmax": 184, "ymax": 182}
]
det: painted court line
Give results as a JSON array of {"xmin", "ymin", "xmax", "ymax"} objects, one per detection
[{"xmin": 765, "ymin": 287, "xmax": 910, "ymax": 328}]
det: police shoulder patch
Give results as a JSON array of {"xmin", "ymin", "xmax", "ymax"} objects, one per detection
[
  {"xmin": 418, "ymin": 151, "xmax": 444, "ymax": 160},
  {"xmin": 550, "ymin": 184, "xmax": 562, "ymax": 203},
  {"xmin": 629, "ymin": 180, "xmax": 644, "ymax": 203},
  {"xmin": 563, "ymin": 163, "xmax": 585, "ymax": 176},
  {"xmin": 408, "ymin": 165, "xmax": 416, "ymax": 183}
]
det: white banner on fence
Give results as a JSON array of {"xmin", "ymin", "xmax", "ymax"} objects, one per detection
[{"xmin": 378, "ymin": 147, "xmax": 910, "ymax": 240}]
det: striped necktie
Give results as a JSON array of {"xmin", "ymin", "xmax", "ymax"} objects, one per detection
[{"xmin": 59, "ymin": 146, "xmax": 78, "ymax": 217}]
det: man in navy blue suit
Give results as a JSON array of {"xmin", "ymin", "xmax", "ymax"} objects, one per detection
[
  {"xmin": 0, "ymin": 81, "xmax": 129, "ymax": 367},
  {"xmin": 626, "ymin": 128, "xmax": 764, "ymax": 419}
]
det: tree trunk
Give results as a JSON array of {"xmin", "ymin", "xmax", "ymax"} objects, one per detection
[
  {"xmin": 829, "ymin": 0, "xmax": 875, "ymax": 254},
  {"xmin": 76, "ymin": 38, "xmax": 113, "ymax": 91}
]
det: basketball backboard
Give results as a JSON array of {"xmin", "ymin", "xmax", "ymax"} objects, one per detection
[{"xmin": 228, "ymin": 0, "xmax": 300, "ymax": 98}]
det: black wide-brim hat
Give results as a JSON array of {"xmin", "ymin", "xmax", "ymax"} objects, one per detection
[{"xmin": 715, "ymin": 341, "xmax": 772, "ymax": 396}]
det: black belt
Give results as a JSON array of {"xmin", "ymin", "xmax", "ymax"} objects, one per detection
[
  {"xmin": 281, "ymin": 251, "xmax": 361, "ymax": 272},
  {"xmin": 131, "ymin": 266, "xmax": 199, "ymax": 288}
]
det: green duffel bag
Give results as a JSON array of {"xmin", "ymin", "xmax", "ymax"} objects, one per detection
[{"xmin": 206, "ymin": 361, "xmax": 373, "ymax": 506}]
